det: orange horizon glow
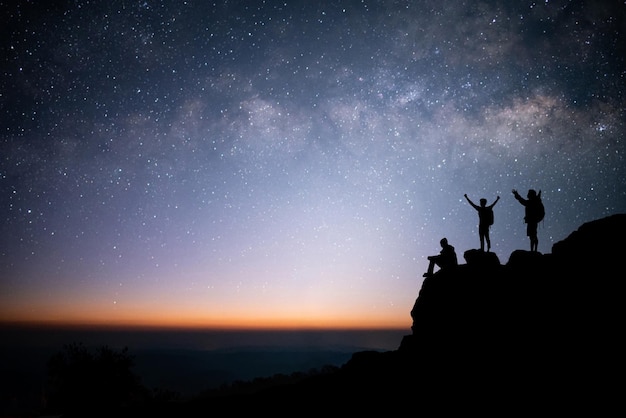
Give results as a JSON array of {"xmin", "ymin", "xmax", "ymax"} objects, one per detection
[
  {"xmin": 0, "ymin": 312, "xmax": 411, "ymax": 331},
  {"xmin": 0, "ymin": 302, "xmax": 412, "ymax": 330},
  {"xmin": 0, "ymin": 317, "xmax": 410, "ymax": 332},
  {"xmin": 0, "ymin": 289, "xmax": 414, "ymax": 331}
]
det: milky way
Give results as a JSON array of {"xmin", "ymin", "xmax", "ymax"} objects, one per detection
[{"xmin": 1, "ymin": 1, "xmax": 624, "ymax": 328}]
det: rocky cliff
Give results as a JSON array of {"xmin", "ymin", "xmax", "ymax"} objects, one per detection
[{"xmin": 351, "ymin": 213, "xmax": 625, "ymax": 413}]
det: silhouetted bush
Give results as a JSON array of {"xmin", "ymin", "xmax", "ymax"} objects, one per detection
[{"xmin": 45, "ymin": 342, "xmax": 146, "ymax": 414}]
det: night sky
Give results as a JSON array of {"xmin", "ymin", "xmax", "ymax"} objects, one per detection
[{"xmin": 1, "ymin": 0, "xmax": 624, "ymax": 329}]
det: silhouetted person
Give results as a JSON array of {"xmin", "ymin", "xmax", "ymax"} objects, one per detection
[
  {"xmin": 512, "ymin": 188, "xmax": 543, "ymax": 252},
  {"xmin": 423, "ymin": 237, "xmax": 458, "ymax": 277},
  {"xmin": 464, "ymin": 194, "xmax": 500, "ymax": 252}
]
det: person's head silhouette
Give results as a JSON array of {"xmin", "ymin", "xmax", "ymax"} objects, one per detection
[
  {"xmin": 527, "ymin": 189, "xmax": 537, "ymax": 199},
  {"xmin": 479, "ymin": 198, "xmax": 487, "ymax": 206}
]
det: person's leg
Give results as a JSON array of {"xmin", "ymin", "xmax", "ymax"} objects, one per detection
[
  {"xmin": 530, "ymin": 223, "xmax": 538, "ymax": 252},
  {"xmin": 479, "ymin": 226, "xmax": 485, "ymax": 251},
  {"xmin": 424, "ymin": 258, "xmax": 436, "ymax": 276},
  {"xmin": 481, "ymin": 225, "xmax": 491, "ymax": 252}
]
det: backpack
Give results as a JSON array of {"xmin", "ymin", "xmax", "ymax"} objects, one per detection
[
  {"xmin": 527, "ymin": 196, "xmax": 545, "ymax": 224},
  {"xmin": 484, "ymin": 207, "xmax": 494, "ymax": 226}
]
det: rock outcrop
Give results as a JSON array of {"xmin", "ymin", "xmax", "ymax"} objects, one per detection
[{"xmin": 360, "ymin": 213, "xmax": 624, "ymax": 413}]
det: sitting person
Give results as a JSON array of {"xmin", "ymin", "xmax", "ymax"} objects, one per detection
[{"xmin": 423, "ymin": 237, "xmax": 458, "ymax": 277}]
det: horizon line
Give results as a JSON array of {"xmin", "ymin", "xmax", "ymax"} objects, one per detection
[{"xmin": 0, "ymin": 319, "xmax": 411, "ymax": 333}]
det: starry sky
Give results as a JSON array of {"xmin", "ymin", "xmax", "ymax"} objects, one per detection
[{"xmin": 1, "ymin": 0, "xmax": 624, "ymax": 330}]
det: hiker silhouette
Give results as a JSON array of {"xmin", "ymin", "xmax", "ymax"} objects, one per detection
[
  {"xmin": 423, "ymin": 237, "xmax": 458, "ymax": 277},
  {"xmin": 464, "ymin": 194, "xmax": 500, "ymax": 252},
  {"xmin": 512, "ymin": 188, "xmax": 543, "ymax": 252}
]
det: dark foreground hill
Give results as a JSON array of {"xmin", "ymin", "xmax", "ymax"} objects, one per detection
[{"xmin": 71, "ymin": 214, "xmax": 626, "ymax": 416}]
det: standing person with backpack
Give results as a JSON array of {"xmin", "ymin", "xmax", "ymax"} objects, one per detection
[
  {"xmin": 464, "ymin": 194, "xmax": 500, "ymax": 252},
  {"xmin": 512, "ymin": 189, "xmax": 544, "ymax": 252}
]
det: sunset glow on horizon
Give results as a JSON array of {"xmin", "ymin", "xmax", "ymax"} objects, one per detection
[{"xmin": 1, "ymin": 287, "xmax": 412, "ymax": 330}]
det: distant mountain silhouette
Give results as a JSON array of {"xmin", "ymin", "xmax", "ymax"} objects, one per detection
[{"xmin": 81, "ymin": 214, "xmax": 626, "ymax": 416}]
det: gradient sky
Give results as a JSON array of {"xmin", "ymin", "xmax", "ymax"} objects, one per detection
[{"xmin": 1, "ymin": 0, "xmax": 624, "ymax": 329}]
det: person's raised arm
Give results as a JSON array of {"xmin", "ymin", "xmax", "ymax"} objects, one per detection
[{"xmin": 464, "ymin": 194, "xmax": 479, "ymax": 209}]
